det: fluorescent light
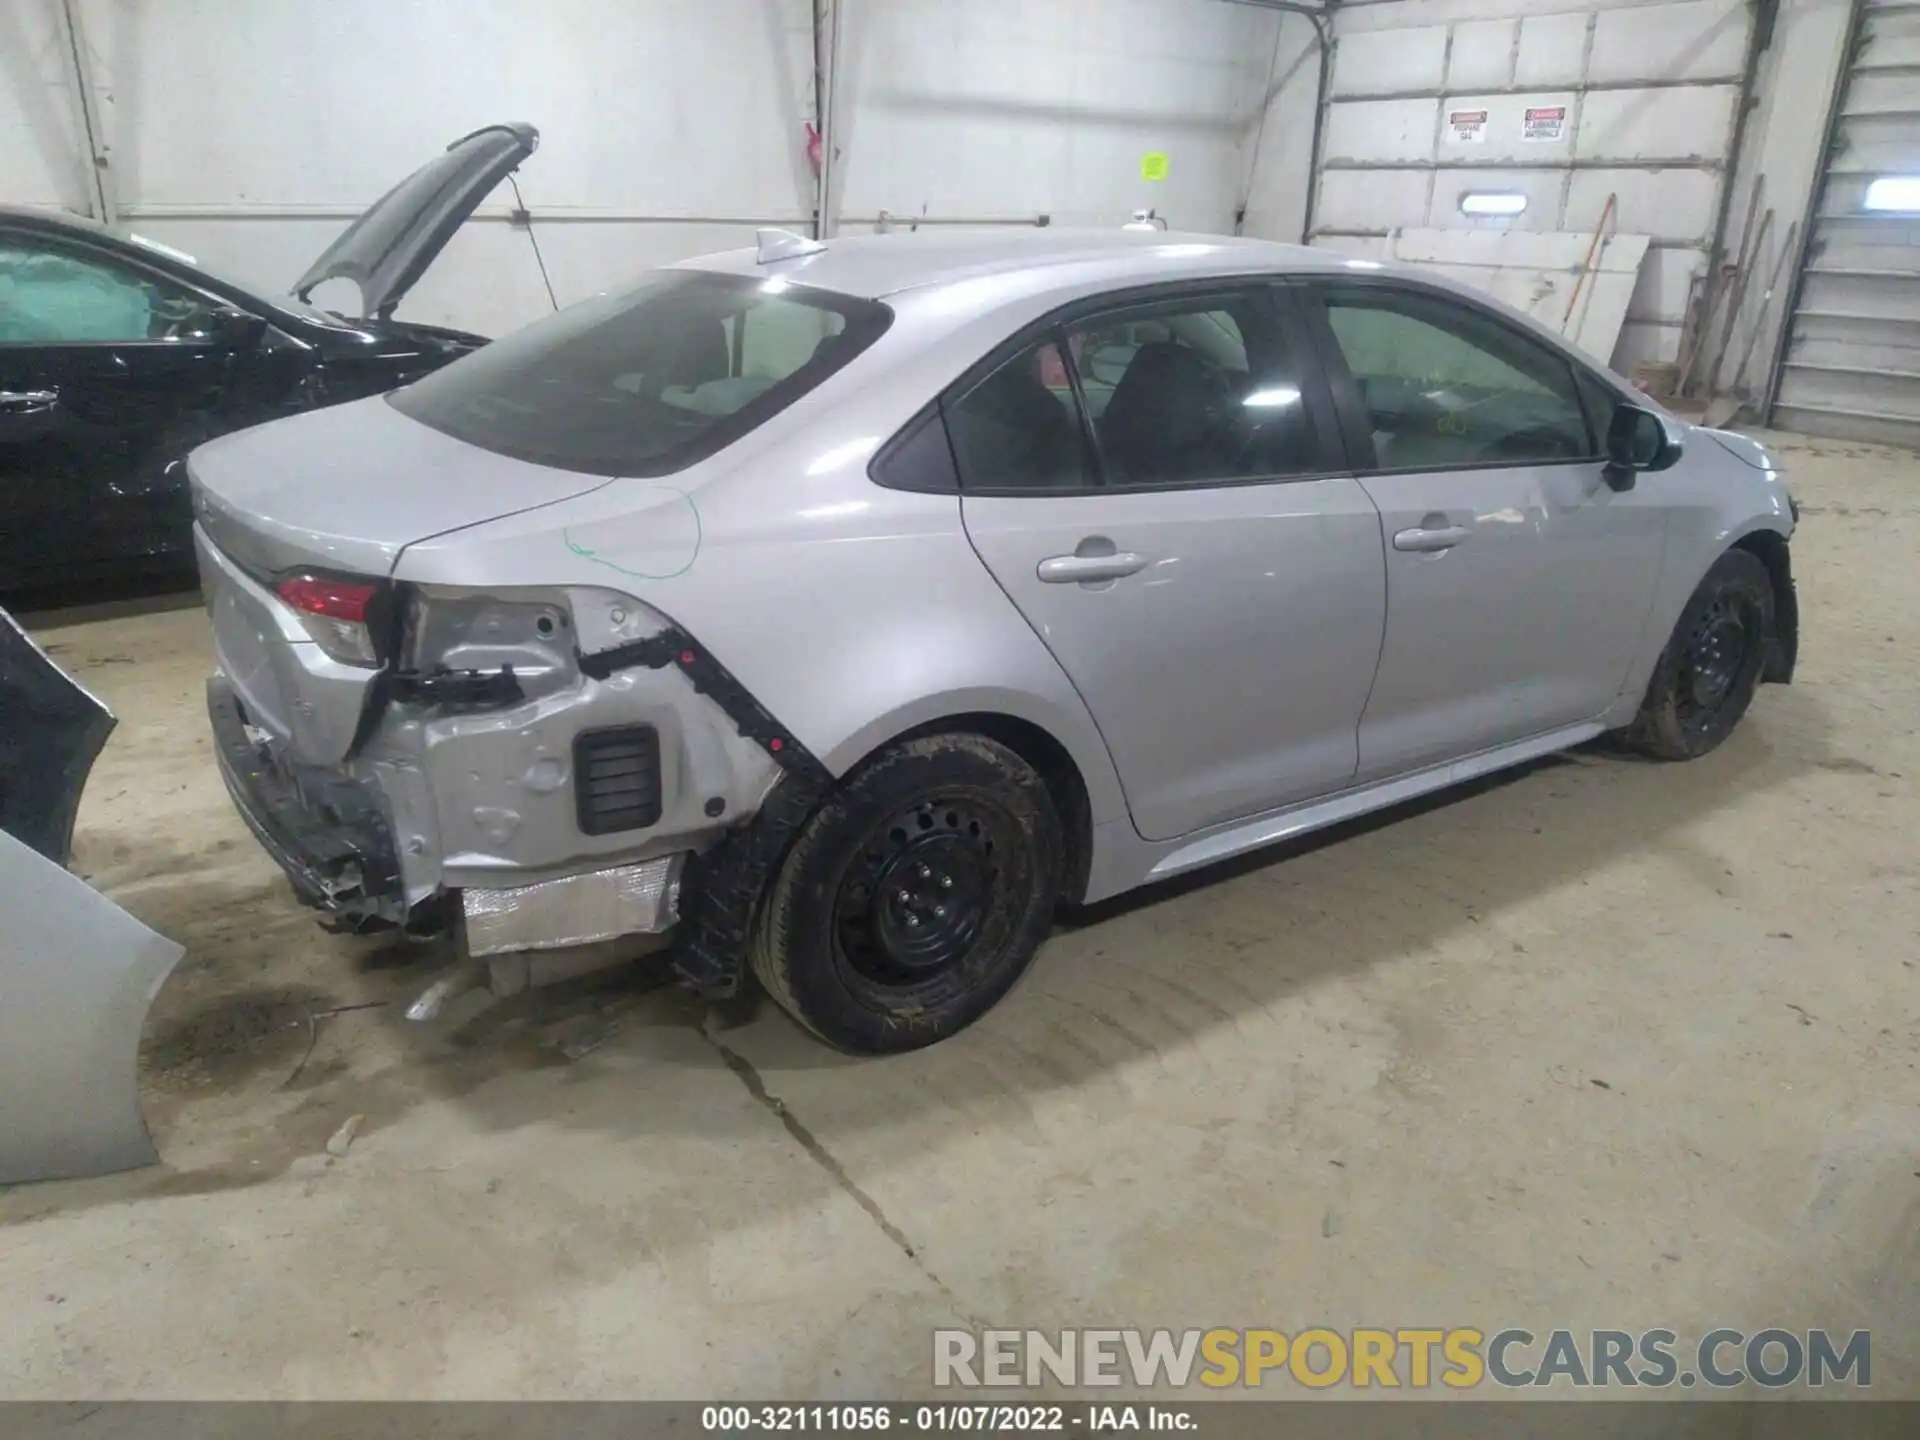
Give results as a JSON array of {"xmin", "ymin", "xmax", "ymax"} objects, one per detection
[
  {"xmin": 1460, "ymin": 192, "xmax": 1528, "ymax": 216},
  {"xmin": 1863, "ymin": 176, "xmax": 1920, "ymax": 213},
  {"xmin": 1243, "ymin": 386, "xmax": 1301, "ymax": 408}
]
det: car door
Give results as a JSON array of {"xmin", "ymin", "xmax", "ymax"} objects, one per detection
[
  {"xmin": 1302, "ymin": 280, "xmax": 1670, "ymax": 782},
  {"xmin": 953, "ymin": 282, "xmax": 1387, "ymax": 843},
  {"xmin": 0, "ymin": 228, "xmax": 260, "ymax": 591}
]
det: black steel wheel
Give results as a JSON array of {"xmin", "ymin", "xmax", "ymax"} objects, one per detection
[
  {"xmin": 832, "ymin": 796, "xmax": 1015, "ymax": 996},
  {"xmin": 1625, "ymin": 548, "xmax": 1774, "ymax": 761},
  {"xmin": 748, "ymin": 733, "xmax": 1063, "ymax": 1053}
]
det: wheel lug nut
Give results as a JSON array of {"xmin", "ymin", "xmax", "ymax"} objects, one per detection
[
  {"xmin": 940, "ymin": 875, "xmax": 953, "ymax": 889},
  {"xmin": 896, "ymin": 889, "xmax": 911, "ymax": 903},
  {"xmin": 917, "ymin": 864, "xmax": 931, "ymax": 879},
  {"xmin": 905, "ymin": 914, "xmax": 921, "ymax": 927},
  {"xmin": 934, "ymin": 905, "xmax": 947, "ymax": 918}
]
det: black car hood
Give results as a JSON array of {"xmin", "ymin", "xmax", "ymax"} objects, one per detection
[{"xmin": 291, "ymin": 123, "xmax": 538, "ymax": 319}]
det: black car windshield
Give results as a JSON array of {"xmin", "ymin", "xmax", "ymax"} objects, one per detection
[{"xmin": 388, "ymin": 270, "xmax": 892, "ymax": 476}]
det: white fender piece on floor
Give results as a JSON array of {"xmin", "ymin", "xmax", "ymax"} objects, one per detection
[{"xmin": 0, "ymin": 826, "xmax": 183, "ymax": 1185}]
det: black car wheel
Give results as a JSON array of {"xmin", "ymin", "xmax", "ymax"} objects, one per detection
[
  {"xmin": 1625, "ymin": 549, "xmax": 1774, "ymax": 761},
  {"xmin": 748, "ymin": 733, "xmax": 1063, "ymax": 1053}
]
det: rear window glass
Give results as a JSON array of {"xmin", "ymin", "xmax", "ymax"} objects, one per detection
[{"xmin": 388, "ymin": 270, "xmax": 891, "ymax": 475}]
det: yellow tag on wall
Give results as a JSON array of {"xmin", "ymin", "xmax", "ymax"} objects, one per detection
[{"xmin": 1140, "ymin": 152, "xmax": 1170, "ymax": 182}]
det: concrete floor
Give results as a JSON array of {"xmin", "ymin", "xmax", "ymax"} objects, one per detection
[{"xmin": 1, "ymin": 430, "xmax": 1915, "ymax": 1400}]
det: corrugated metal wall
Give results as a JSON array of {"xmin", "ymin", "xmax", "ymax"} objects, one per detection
[
  {"xmin": 1773, "ymin": 0, "xmax": 1920, "ymax": 447},
  {"xmin": 1309, "ymin": 0, "xmax": 1755, "ymax": 370}
]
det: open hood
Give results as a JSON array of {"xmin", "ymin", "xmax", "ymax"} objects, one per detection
[{"xmin": 292, "ymin": 122, "xmax": 539, "ymax": 319}]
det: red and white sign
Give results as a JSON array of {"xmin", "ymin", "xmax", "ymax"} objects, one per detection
[
  {"xmin": 1522, "ymin": 105, "xmax": 1568, "ymax": 142},
  {"xmin": 1447, "ymin": 109, "xmax": 1489, "ymax": 144}
]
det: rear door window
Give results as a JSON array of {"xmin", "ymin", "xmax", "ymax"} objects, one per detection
[
  {"xmin": 943, "ymin": 338, "xmax": 1097, "ymax": 494},
  {"xmin": 1064, "ymin": 290, "xmax": 1320, "ymax": 486},
  {"xmin": 389, "ymin": 270, "xmax": 891, "ymax": 475}
]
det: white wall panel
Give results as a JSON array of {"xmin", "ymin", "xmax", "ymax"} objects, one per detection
[
  {"xmin": 1330, "ymin": 26, "xmax": 1450, "ymax": 96},
  {"xmin": 1588, "ymin": 0, "xmax": 1748, "ymax": 82},
  {"xmin": 1314, "ymin": 169, "xmax": 1436, "ymax": 233},
  {"xmin": 1566, "ymin": 168, "xmax": 1719, "ymax": 242},
  {"xmin": 833, "ymin": 0, "xmax": 1276, "ymax": 234},
  {"xmin": 101, "ymin": 0, "xmax": 819, "ymax": 215},
  {"xmin": 1446, "ymin": 20, "xmax": 1520, "ymax": 91},
  {"xmin": 1325, "ymin": 98, "xmax": 1443, "ymax": 164},
  {"xmin": 1238, "ymin": 12, "xmax": 1324, "ymax": 244},
  {"xmin": 1513, "ymin": 11, "xmax": 1593, "ymax": 86},
  {"xmin": 0, "ymin": 0, "xmax": 87, "ymax": 211},
  {"xmin": 1575, "ymin": 86, "xmax": 1738, "ymax": 163},
  {"xmin": 4, "ymin": 0, "xmax": 1286, "ymax": 337},
  {"xmin": 60, "ymin": 0, "xmax": 819, "ymax": 336}
]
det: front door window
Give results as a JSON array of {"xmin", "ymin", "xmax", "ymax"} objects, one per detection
[
  {"xmin": 1321, "ymin": 289, "xmax": 1596, "ymax": 471},
  {"xmin": 0, "ymin": 238, "xmax": 225, "ymax": 344}
]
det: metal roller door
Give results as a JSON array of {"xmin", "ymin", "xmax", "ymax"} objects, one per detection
[
  {"xmin": 1309, "ymin": 0, "xmax": 1756, "ymax": 372},
  {"xmin": 1773, "ymin": 0, "xmax": 1920, "ymax": 447}
]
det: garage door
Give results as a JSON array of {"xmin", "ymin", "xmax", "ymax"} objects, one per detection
[
  {"xmin": 1309, "ymin": 0, "xmax": 1754, "ymax": 371},
  {"xmin": 1773, "ymin": 0, "xmax": 1920, "ymax": 448}
]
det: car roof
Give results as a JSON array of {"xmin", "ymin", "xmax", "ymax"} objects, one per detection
[
  {"xmin": 0, "ymin": 204, "xmax": 111, "ymax": 236},
  {"xmin": 673, "ymin": 227, "xmax": 1357, "ymax": 301}
]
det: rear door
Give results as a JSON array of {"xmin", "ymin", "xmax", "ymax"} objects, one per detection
[
  {"xmin": 955, "ymin": 282, "xmax": 1387, "ymax": 843},
  {"xmin": 1302, "ymin": 280, "xmax": 1669, "ymax": 782},
  {"xmin": 0, "ymin": 226, "xmax": 259, "ymax": 590}
]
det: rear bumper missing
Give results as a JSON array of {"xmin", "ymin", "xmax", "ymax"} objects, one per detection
[{"xmin": 207, "ymin": 676, "xmax": 406, "ymax": 927}]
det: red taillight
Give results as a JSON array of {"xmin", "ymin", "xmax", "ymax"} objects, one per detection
[
  {"xmin": 276, "ymin": 573, "xmax": 381, "ymax": 667},
  {"xmin": 278, "ymin": 575, "xmax": 377, "ymax": 622}
]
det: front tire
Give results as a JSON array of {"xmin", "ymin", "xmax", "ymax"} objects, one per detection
[
  {"xmin": 748, "ymin": 733, "xmax": 1063, "ymax": 1053},
  {"xmin": 1624, "ymin": 549, "xmax": 1773, "ymax": 760}
]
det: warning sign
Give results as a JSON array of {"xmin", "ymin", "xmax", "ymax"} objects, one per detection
[
  {"xmin": 1447, "ymin": 109, "xmax": 1488, "ymax": 143},
  {"xmin": 1522, "ymin": 105, "xmax": 1568, "ymax": 142}
]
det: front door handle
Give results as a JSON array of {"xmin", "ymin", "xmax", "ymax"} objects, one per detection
[
  {"xmin": 0, "ymin": 389, "xmax": 59, "ymax": 415},
  {"xmin": 1392, "ymin": 524, "xmax": 1472, "ymax": 553},
  {"xmin": 1037, "ymin": 551, "xmax": 1149, "ymax": 584}
]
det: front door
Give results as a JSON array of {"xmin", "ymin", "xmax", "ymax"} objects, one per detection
[
  {"xmin": 1305, "ymin": 281, "xmax": 1669, "ymax": 781},
  {"xmin": 954, "ymin": 285, "xmax": 1387, "ymax": 843},
  {"xmin": 0, "ymin": 228, "xmax": 256, "ymax": 591}
]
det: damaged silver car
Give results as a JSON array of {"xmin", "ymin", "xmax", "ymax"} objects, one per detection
[{"xmin": 193, "ymin": 229, "xmax": 1800, "ymax": 1052}]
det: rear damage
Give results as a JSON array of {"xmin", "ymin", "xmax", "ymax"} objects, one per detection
[{"xmin": 197, "ymin": 524, "xmax": 828, "ymax": 999}]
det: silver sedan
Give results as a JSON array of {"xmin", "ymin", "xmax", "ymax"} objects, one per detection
[{"xmin": 190, "ymin": 228, "xmax": 1800, "ymax": 1052}]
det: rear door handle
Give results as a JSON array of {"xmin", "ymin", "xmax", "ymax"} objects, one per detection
[
  {"xmin": 1037, "ymin": 552, "xmax": 1149, "ymax": 584},
  {"xmin": 1392, "ymin": 524, "xmax": 1472, "ymax": 552},
  {"xmin": 0, "ymin": 389, "xmax": 59, "ymax": 415}
]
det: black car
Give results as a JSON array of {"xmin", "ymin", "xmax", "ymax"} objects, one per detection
[{"xmin": 0, "ymin": 123, "xmax": 539, "ymax": 598}]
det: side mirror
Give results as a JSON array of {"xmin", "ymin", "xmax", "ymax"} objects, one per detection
[
  {"xmin": 1603, "ymin": 404, "xmax": 1681, "ymax": 490},
  {"xmin": 204, "ymin": 307, "xmax": 268, "ymax": 348}
]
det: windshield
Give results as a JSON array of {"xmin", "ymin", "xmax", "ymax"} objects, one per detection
[{"xmin": 387, "ymin": 270, "xmax": 891, "ymax": 475}]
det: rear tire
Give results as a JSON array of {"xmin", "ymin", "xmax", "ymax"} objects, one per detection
[
  {"xmin": 748, "ymin": 733, "xmax": 1063, "ymax": 1054},
  {"xmin": 1623, "ymin": 549, "xmax": 1773, "ymax": 761}
]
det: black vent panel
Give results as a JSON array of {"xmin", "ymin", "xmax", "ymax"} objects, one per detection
[{"xmin": 573, "ymin": 726, "xmax": 663, "ymax": 835}]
